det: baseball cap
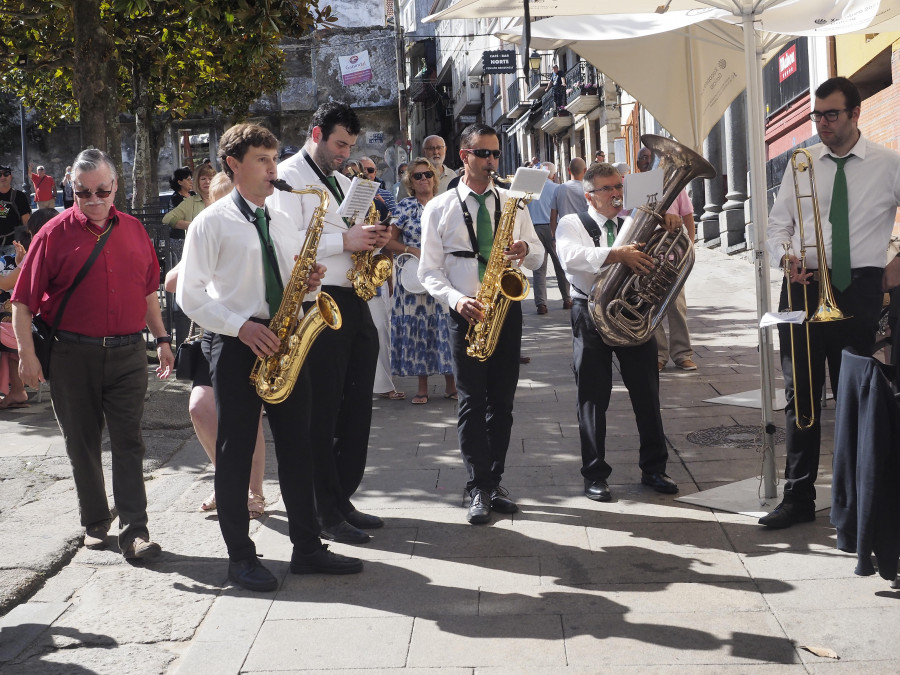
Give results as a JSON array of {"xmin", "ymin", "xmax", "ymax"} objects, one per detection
[{"xmin": 279, "ymin": 145, "xmax": 299, "ymax": 160}]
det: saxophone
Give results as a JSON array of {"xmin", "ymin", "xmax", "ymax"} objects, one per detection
[
  {"xmin": 249, "ymin": 179, "xmax": 343, "ymax": 403},
  {"xmin": 347, "ymin": 202, "xmax": 393, "ymax": 301},
  {"xmin": 465, "ymin": 172, "xmax": 531, "ymax": 361}
]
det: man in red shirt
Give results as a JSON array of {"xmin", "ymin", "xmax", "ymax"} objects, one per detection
[
  {"xmin": 12, "ymin": 148, "xmax": 174, "ymax": 560},
  {"xmin": 30, "ymin": 164, "xmax": 56, "ymax": 209}
]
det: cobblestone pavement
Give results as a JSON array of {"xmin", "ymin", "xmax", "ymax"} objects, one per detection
[{"xmin": 2, "ymin": 247, "xmax": 898, "ymax": 674}]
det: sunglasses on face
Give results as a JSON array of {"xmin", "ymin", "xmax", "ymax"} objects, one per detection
[
  {"xmin": 365, "ymin": 167, "xmax": 376, "ymax": 174},
  {"xmin": 74, "ymin": 188, "xmax": 114, "ymax": 199},
  {"xmin": 0, "ymin": 170, "xmax": 11, "ymax": 177},
  {"xmin": 464, "ymin": 149, "xmax": 502, "ymax": 159},
  {"xmin": 588, "ymin": 184, "xmax": 624, "ymax": 194},
  {"xmin": 412, "ymin": 171, "xmax": 434, "ymax": 180}
]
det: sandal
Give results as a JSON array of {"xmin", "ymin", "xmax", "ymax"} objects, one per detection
[
  {"xmin": 248, "ymin": 491, "xmax": 266, "ymax": 520},
  {"xmin": 377, "ymin": 390, "xmax": 406, "ymax": 400},
  {"xmin": 411, "ymin": 394, "xmax": 429, "ymax": 405},
  {"xmin": 199, "ymin": 491, "xmax": 217, "ymax": 512},
  {"xmin": 444, "ymin": 391, "xmax": 458, "ymax": 400}
]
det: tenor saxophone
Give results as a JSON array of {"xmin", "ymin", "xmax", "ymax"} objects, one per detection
[
  {"xmin": 465, "ymin": 173, "xmax": 531, "ymax": 361},
  {"xmin": 249, "ymin": 179, "xmax": 342, "ymax": 404},
  {"xmin": 347, "ymin": 202, "xmax": 393, "ymax": 301}
]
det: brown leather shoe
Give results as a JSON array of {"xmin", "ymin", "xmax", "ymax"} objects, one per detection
[
  {"xmin": 83, "ymin": 523, "xmax": 108, "ymax": 550},
  {"xmin": 562, "ymin": 300, "xmax": 574, "ymax": 309},
  {"xmin": 658, "ymin": 361, "xmax": 665, "ymax": 372},
  {"xmin": 677, "ymin": 358, "xmax": 698, "ymax": 371},
  {"xmin": 536, "ymin": 304, "xmax": 548, "ymax": 315},
  {"xmin": 122, "ymin": 535, "xmax": 161, "ymax": 560}
]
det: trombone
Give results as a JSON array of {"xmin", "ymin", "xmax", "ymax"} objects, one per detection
[{"xmin": 782, "ymin": 148, "xmax": 849, "ymax": 430}]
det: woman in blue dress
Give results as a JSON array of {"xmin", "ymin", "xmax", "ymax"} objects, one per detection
[{"xmin": 385, "ymin": 158, "xmax": 456, "ymax": 404}]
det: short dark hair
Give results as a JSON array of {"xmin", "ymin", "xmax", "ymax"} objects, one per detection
[
  {"xmin": 459, "ymin": 123, "xmax": 497, "ymax": 150},
  {"xmin": 583, "ymin": 162, "xmax": 619, "ymax": 192},
  {"xmin": 815, "ymin": 76, "xmax": 861, "ymax": 111},
  {"xmin": 218, "ymin": 123, "xmax": 278, "ymax": 179},
  {"xmin": 168, "ymin": 166, "xmax": 192, "ymax": 191},
  {"xmin": 308, "ymin": 101, "xmax": 361, "ymax": 141}
]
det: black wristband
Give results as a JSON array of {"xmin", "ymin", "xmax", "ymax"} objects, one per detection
[{"xmin": 155, "ymin": 335, "xmax": 173, "ymax": 347}]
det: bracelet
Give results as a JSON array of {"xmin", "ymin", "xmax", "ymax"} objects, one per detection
[{"xmin": 155, "ymin": 335, "xmax": 173, "ymax": 347}]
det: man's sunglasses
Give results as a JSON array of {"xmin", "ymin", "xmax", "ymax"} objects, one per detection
[
  {"xmin": 365, "ymin": 166, "xmax": 376, "ymax": 174},
  {"xmin": 412, "ymin": 171, "xmax": 434, "ymax": 180},
  {"xmin": 464, "ymin": 149, "xmax": 502, "ymax": 159},
  {"xmin": 74, "ymin": 189, "xmax": 114, "ymax": 199},
  {"xmin": 0, "ymin": 170, "xmax": 11, "ymax": 177}
]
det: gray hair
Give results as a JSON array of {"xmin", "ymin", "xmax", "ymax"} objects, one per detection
[
  {"xmin": 583, "ymin": 162, "xmax": 619, "ymax": 192},
  {"xmin": 71, "ymin": 148, "xmax": 117, "ymax": 181},
  {"xmin": 541, "ymin": 161, "xmax": 557, "ymax": 178}
]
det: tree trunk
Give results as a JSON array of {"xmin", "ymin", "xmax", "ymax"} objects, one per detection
[
  {"xmin": 72, "ymin": 0, "xmax": 124, "ymax": 209},
  {"xmin": 131, "ymin": 65, "xmax": 153, "ymax": 208}
]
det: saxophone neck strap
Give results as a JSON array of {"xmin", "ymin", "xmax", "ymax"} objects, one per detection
[
  {"xmin": 302, "ymin": 149, "xmax": 344, "ymax": 204},
  {"xmin": 454, "ymin": 185, "xmax": 501, "ymax": 265}
]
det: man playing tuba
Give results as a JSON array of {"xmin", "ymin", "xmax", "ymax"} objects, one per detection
[{"xmin": 418, "ymin": 124, "xmax": 543, "ymax": 525}]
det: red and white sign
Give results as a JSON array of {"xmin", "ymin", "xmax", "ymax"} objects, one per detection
[
  {"xmin": 778, "ymin": 45, "xmax": 797, "ymax": 83},
  {"xmin": 339, "ymin": 51, "xmax": 373, "ymax": 86}
]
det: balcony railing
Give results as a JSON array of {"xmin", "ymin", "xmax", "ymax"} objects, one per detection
[
  {"xmin": 563, "ymin": 60, "xmax": 601, "ymax": 106},
  {"xmin": 508, "ymin": 77, "xmax": 522, "ymax": 110}
]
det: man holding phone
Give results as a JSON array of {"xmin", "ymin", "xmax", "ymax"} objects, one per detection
[{"xmin": 271, "ymin": 102, "xmax": 391, "ymax": 545}]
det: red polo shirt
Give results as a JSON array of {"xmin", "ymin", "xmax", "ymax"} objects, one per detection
[
  {"xmin": 12, "ymin": 205, "xmax": 159, "ymax": 336},
  {"xmin": 31, "ymin": 173, "xmax": 56, "ymax": 202}
]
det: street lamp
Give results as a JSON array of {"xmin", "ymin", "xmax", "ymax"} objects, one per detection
[{"xmin": 528, "ymin": 50, "xmax": 542, "ymax": 72}]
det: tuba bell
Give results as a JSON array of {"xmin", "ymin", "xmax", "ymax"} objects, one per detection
[{"xmin": 588, "ymin": 134, "xmax": 716, "ymax": 347}]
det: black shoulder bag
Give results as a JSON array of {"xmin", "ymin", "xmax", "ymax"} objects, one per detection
[{"xmin": 32, "ymin": 220, "xmax": 115, "ymax": 379}]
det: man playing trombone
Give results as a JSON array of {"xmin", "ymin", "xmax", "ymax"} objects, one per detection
[{"xmin": 761, "ymin": 77, "xmax": 900, "ymax": 529}]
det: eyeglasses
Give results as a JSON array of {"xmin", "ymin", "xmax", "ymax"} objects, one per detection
[
  {"xmin": 0, "ymin": 170, "xmax": 11, "ymax": 177},
  {"xmin": 423, "ymin": 145, "xmax": 445, "ymax": 152},
  {"xmin": 365, "ymin": 167, "xmax": 376, "ymax": 174},
  {"xmin": 74, "ymin": 188, "xmax": 114, "ymax": 199},
  {"xmin": 412, "ymin": 171, "xmax": 434, "ymax": 180},
  {"xmin": 588, "ymin": 183, "xmax": 624, "ymax": 194},
  {"xmin": 464, "ymin": 149, "xmax": 502, "ymax": 159},
  {"xmin": 809, "ymin": 108, "xmax": 850, "ymax": 123}
]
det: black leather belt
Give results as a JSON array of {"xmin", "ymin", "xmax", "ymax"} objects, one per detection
[
  {"xmin": 55, "ymin": 330, "xmax": 144, "ymax": 348},
  {"xmin": 803, "ymin": 267, "xmax": 881, "ymax": 284}
]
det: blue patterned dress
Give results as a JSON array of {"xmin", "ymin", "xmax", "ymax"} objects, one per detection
[{"xmin": 391, "ymin": 197, "xmax": 454, "ymax": 376}]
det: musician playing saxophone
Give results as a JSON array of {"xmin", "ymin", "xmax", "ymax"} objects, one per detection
[
  {"xmin": 556, "ymin": 162, "xmax": 679, "ymax": 503},
  {"xmin": 178, "ymin": 123, "xmax": 363, "ymax": 592},
  {"xmin": 418, "ymin": 123, "xmax": 544, "ymax": 525}
]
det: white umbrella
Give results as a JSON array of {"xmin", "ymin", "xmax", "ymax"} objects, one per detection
[{"xmin": 426, "ymin": 0, "xmax": 900, "ymax": 505}]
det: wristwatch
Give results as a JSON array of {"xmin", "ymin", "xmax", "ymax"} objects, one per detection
[{"xmin": 155, "ymin": 335, "xmax": 173, "ymax": 348}]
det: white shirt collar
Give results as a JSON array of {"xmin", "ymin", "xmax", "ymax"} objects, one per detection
[{"xmin": 815, "ymin": 132, "xmax": 866, "ymax": 161}]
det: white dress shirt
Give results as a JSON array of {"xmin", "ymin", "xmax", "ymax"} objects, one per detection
[
  {"xmin": 176, "ymin": 193, "xmax": 302, "ymax": 337},
  {"xmin": 269, "ymin": 150, "xmax": 356, "ymax": 291},
  {"xmin": 418, "ymin": 182, "xmax": 545, "ymax": 312},
  {"xmin": 556, "ymin": 206, "xmax": 621, "ymax": 299},
  {"xmin": 767, "ymin": 134, "xmax": 900, "ymax": 270}
]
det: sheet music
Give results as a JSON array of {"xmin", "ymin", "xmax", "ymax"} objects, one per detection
[
  {"xmin": 623, "ymin": 168, "xmax": 663, "ymax": 211},
  {"xmin": 337, "ymin": 177, "xmax": 379, "ymax": 223}
]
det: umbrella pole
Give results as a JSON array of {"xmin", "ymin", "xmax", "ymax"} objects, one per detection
[{"xmin": 742, "ymin": 10, "xmax": 778, "ymax": 500}]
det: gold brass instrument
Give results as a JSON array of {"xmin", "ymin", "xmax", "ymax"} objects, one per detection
[
  {"xmin": 249, "ymin": 179, "xmax": 343, "ymax": 404},
  {"xmin": 464, "ymin": 172, "xmax": 532, "ymax": 361},
  {"xmin": 589, "ymin": 134, "xmax": 716, "ymax": 347},
  {"xmin": 782, "ymin": 148, "xmax": 848, "ymax": 429},
  {"xmin": 347, "ymin": 198, "xmax": 393, "ymax": 301}
]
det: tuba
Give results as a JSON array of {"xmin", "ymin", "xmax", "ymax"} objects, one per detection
[
  {"xmin": 249, "ymin": 179, "xmax": 342, "ymax": 404},
  {"xmin": 348, "ymin": 202, "xmax": 393, "ymax": 301},
  {"xmin": 465, "ymin": 172, "xmax": 532, "ymax": 361},
  {"xmin": 589, "ymin": 134, "xmax": 716, "ymax": 347}
]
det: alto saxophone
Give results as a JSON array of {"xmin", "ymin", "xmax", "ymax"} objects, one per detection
[
  {"xmin": 347, "ymin": 202, "xmax": 393, "ymax": 301},
  {"xmin": 249, "ymin": 179, "xmax": 343, "ymax": 403},
  {"xmin": 465, "ymin": 172, "xmax": 531, "ymax": 361}
]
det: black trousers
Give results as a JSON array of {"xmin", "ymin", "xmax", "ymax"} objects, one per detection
[
  {"xmin": 571, "ymin": 299, "xmax": 668, "ymax": 482},
  {"xmin": 303, "ymin": 286, "xmax": 379, "ymax": 526},
  {"xmin": 209, "ymin": 330, "xmax": 320, "ymax": 561},
  {"xmin": 776, "ymin": 268, "xmax": 883, "ymax": 503},
  {"xmin": 448, "ymin": 300, "xmax": 522, "ymax": 492}
]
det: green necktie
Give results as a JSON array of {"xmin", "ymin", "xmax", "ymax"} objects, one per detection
[
  {"xmin": 254, "ymin": 207, "xmax": 283, "ymax": 318},
  {"xmin": 473, "ymin": 192, "xmax": 494, "ymax": 281},
  {"xmin": 324, "ymin": 175, "xmax": 343, "ymax": 204},
  {"xmin": 829, "ymin": 156, "xmax": 851, "ymax": 291},
  {"xmin": 605, "ymin": 219, "xmax": 617, "ymax": 247}
]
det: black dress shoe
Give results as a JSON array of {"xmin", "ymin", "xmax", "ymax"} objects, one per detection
[
  {"xmin": 228, "ymin": 556, "xmax": 278, "ymax": 592},
  {"xmin": 320, "ymin": 520, "xmax": 371, "ymax": 544},
  {"xmin": 490, "ymin": 486, "xmax": 518, "ymax": 514},
  {"xmin": 290, "ymin": 545, "xmax": 363, "ymax": 575},
  {"xmin": 467, "ymin": 488, "xmax": 491, "ymax": 524},
  {"xmin": 345, "ymin": 509, "xmax": 384, "ymax": 529},
  {"xmin": 641, "ymin": 472, "xmax": 679, "ymax": 494},
  {"xmin": 758, "ymin": 501, "xmax": 816, "ymax": 529},
  {"xmin": 584, "ymin": 479, "xmax": 611, "ymax": 502}
]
